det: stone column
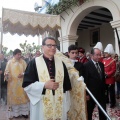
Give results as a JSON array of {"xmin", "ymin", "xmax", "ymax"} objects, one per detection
[
  {"xmin": 58, "ymin": 35, "xmax": 78, "ymax": 53},
  {"xmin": 110, "ymin": 20, "xmax": 120, "ymax": 55}
]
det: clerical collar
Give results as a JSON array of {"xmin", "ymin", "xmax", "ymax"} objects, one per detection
[{"xmin": 43, "ymin": 55, "xmax": 54, "ymax": 62}]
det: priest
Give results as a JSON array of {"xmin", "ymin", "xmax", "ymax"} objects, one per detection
[
  {"xmin": 23, "ymin": 36, "xmax": 87, "ymax": 120},
  {"xmin": 22, "ymin": 37, "xmax": 72, "ymax": 120}
]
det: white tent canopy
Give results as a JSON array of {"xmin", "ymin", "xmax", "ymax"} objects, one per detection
[{"xmin": 1, "ymin": 8, "xmax": 61, "ymax": 36}]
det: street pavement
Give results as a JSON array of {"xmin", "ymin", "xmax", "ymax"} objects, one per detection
[
  {"xmin": 0, "ymin": 99, "xmax": 120, "ymax": 120},
  {"xmin": 0, "ymin": 105, "xmax": 29, "ymax": 120}
]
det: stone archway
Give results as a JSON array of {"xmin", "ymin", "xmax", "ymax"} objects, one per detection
[
  {"xmin": 60, "ymin": 0, "xmax": 120, "ymax": 53},
  {"xmin": 67, "ymin": 0, "xmax": 120, "ymax": 35}
]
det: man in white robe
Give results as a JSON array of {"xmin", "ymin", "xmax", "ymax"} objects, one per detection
[{"xmin": 22, "ymin": 37, "xmax": 72, "ymax": 120}]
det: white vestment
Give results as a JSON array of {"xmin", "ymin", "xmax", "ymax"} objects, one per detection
[
  {"xmin": 24, "ymin": 81, "xmax": 71, "ymax": 120},
  {"xmin": 23, "ymin": 52, "xmax": 87, "ymax": 120}
]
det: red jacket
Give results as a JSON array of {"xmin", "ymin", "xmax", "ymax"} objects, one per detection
[
  {"xmin": 102, "ymin": 57, "xmax": 116, "ymax": 84},
  {"xmin": 99, "ymin": 57, "xmax": 104, "ymax": 62},
  {"xmin": 78, "ymin": 56, "xmax": 88, "ymax": 64}
]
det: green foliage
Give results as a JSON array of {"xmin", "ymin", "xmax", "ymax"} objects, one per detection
[
  {"xmin": 2, "ymin": 46, "xmax": 13, "ymax": 57},
  {"xmin": 2, "ymin": 46, "xmax": 8, "ymax": 55},
  {"xmin": 1, "ymin": 40, "xmax": 41, "ymax": 58},
  {"xmin": 7, "ymin": 50, "xmax": 13, "ymax": 56},
  {"xmin": 19, "ymin": 40, "xmax": 41, "ymax": 55},
  {"xmin": 46, "ymin": 0, "xmax": 88, "ymax": 15},
  {"xmin": 1, "ymin": 41, "xmax": 41, "ymax": 58}
]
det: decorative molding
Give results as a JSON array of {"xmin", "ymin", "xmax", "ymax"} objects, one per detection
[
  {"xmin": 110, "ymin": 20, "xmax": 120, "ymax": 29},
  {"xmin": 58, "ymin": 35, "xmax": 78, "ymax": 42}
]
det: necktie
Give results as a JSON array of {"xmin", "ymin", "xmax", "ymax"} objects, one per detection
[
  {"xmin": 96, "ymin": 63, "xmax": 102, "ymax": 79},
  {"xmin": 96, "ymin": 63, "xmax": 100, "ymax": 73}
]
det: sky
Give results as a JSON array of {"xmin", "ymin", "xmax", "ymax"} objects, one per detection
[{"xmin": 0, "ymin": 0, "xmax": 42, "ymax": 51}]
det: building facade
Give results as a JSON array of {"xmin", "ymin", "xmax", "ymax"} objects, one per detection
[
  {"xmin": 58, "ymin": 0, "xmax": 120, "ymax": 54},
  {"xmin": 40, "ymin": 0, "xmax": 120, "ymax": 54}
]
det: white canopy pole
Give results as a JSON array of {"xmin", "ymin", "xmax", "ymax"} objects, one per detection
[
  {"xmin": 0, "ymin": 8, "xmax": 4, "ymax": 99},
  {"xmin": 0, "ymin": 25, "xmax": 3, "ymax": 54},
  {"xmin": 0, "ymin": 8, "xmax": 3, "ymax": 54},
  {"xmin": 0, "ymin": 26, "xmax": 2, "ymax": 99},
  {"xmin": 60, "ymin": 30, "xmax": 63, "ymax": 52}
]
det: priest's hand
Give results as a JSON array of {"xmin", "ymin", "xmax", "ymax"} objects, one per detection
[{"xmin": 44, "ymin": 79, "xmax": 59, "ymax": 90}]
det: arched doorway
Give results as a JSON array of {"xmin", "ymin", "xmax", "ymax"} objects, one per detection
[
  {"xmin": 60, "ymin": 0, "xmax": 120, "ymax": 53},
  {"xmin": 76, "ymin": 7, "xmax": 113, "ymax": 52}
]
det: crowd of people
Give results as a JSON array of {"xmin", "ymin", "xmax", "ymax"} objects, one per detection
[
  {"xmin": 0, "ymin": 36, "xmax": 120, "ymax": 120},
  {"xmin": 0, "ymin": 50, "xmax": 41, "ymax": 119}
]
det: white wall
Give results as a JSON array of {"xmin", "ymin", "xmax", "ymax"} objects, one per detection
[
  {"xmin": 77, "ymin": 23, "xmax": 115, "ymax": 53},
  {"xmin": 60, "ymin": 0, "xmax": 120, "ymax": 37}
]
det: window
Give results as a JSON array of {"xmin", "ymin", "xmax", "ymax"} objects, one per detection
[{"xmin": 90, "ymin": 28, "xmax": 100, "ymax": 46}]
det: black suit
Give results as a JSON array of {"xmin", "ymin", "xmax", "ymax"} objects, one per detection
[
  {"xmin": 83, "ymin": 60, "xmax": 106, "ymax": 120},
  {"xmin": 23, "ymin": 58, "xmax": 72, "ymax": 93},
  {"xmin": 0, "ymin": 59, "xmax": 7, "ymax": 104},
  {"xmin": 74, "ymin": 62, "xmax": 83, "ymax": 76},
  {"xmin": 25, "ymin": 58, "xmax": 31, "ymax": 64}
]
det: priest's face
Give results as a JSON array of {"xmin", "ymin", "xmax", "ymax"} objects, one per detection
[
  {"xmin": 14, "ymin": 52, "xmax": 22, "ymax": 60},
  {"xmin": 42, "ymin": 39, "xmax": 57, "ymax": 58}
]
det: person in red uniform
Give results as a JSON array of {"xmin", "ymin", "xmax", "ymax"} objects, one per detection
[
  {"xmin": 94, "ymin": 42, "xmax": 104, "ymax": 62},
  {"xmin": 102, "ymin": 44, "xmax": 116, "ymax": 108},
  {"xmin": 78, "ymin": 47, "xmax": 88, "ymax": 63}
]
